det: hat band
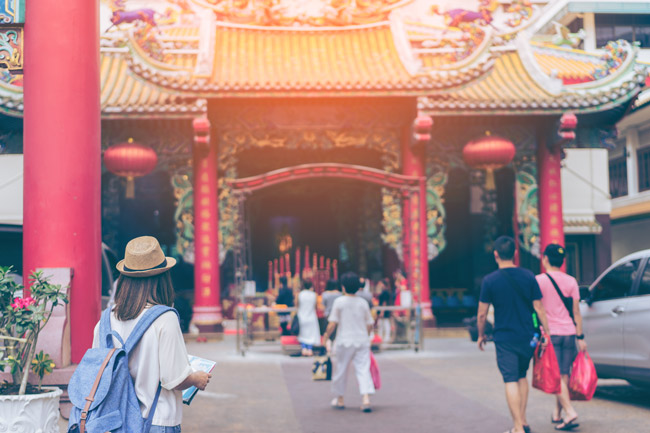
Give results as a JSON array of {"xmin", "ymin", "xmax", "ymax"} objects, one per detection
[{"xmin": 124, "ymin": 258, "xmax": 167, "ymax": 273}]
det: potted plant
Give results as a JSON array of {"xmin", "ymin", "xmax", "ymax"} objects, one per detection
[{"xmin": 0, "ymin": 266, "xmax": 68, "ymax": 432}]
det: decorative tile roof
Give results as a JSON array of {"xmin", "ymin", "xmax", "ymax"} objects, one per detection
[
  {"xmin": 418, "ymin": 43, "xmax": 647, "ymax": 116},
  {"xmin": 126, "ymin": 21, "xmax": 494, "ymax": 95},
  {"xmin": 0, "ymin": 52, "xmax": 206, "ymax": 118},
  {"xmin": 531, "ymin": 42, "xmax": 600, "ymax": 85}
]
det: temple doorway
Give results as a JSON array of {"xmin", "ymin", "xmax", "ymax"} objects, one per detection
[{"xmin": 246, "ymin": 178, "xmax": 383, "ymax": 291}]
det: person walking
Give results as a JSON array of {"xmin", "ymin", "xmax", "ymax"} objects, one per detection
[
  {"xmin": 377, "ymin": 278, "xmax": 393, "ymax": 343},
  {"xmin": 357, "ymin": 277, "xmax": 374, "ymax": 308},
  {"xmin": 322, "ymin": 272, "xmax": 375, "ymax": 412},
  {"xmin": 477, "ymin": 236, "xmax": 551, "ymax": 433},
  {"xmin": 92, "ymin": 236, "xmax": 211, "ymax": 431},
  {"xmin": 322, "ymin": 279, "xmax": 343, "ymax": 319},
  {"xmin": 275, "ymin": 276, "xmax": 294, "ymax": 336},
  {"xmin": 536, "ymin": 244, "xmax": 587, "ymax": 431},
  {"xmin": 297, "ymin": 280, "xmax": 321, "ymax": 356}
]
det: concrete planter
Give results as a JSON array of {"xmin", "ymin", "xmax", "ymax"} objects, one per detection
[{"xmin": 0, "ymin": 386, "xmax": 62, "ymax": 432}]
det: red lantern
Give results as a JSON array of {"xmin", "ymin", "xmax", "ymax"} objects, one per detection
[
  {"xmin": 463, "ymin": 133, "xmax": 515, "ymax": 190},
  {"xmin": 104, "ymin": 138, "xmax": 158, "ymax": 198},
  {"xmin": 413, "ymin": 113, "xmax": 433, "ymax": 147}
]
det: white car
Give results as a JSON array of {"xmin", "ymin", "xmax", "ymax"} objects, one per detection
[{"xmin": 581, "ymin": 250, "xmax": 650, "ymax": 386}]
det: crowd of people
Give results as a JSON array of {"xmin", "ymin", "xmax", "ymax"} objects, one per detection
[
  {"xmin": 271, "ymin": 269, "xmax": 414, "ymax": 355},
  {"xmin": 71, "ymin": 234, "xmax": 588, "ymax": 430}
]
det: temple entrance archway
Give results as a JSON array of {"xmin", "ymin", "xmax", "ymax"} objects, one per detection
[{"xmin": 226, "ymin": 163, "xmax": 425, "ymax": 301}]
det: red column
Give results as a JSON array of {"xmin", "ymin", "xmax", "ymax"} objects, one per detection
[
  {"xmin": 537, "ymin": 136, "xmax": 566, "ymax": 270},
  {"xmin": 192, "ymin": 119, "xmax": 222, "ymax": 330},
  {"xmin": 402, "ymin": 128, "xmax": 433, "ymax": 320},
  {"xmin": 24, "ymin": 0, "xmax": 101, "ymax": 363}
]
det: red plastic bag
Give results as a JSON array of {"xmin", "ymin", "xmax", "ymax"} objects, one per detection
[
  {"xmin": 569, "ymin": 351, "xmax": 598, "ymax": 401},
  {"xmin": 369, "ymin": 352, "xmax": 381, "ymax": 390},
  {"xmin": 532, "ymin": 342, "xmax": 561, "ymax": 394}
]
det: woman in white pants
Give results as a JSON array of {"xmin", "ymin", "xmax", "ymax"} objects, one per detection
[{"xmin": 322, "ymin": 272, "xmax": 375, "ymax": 412}]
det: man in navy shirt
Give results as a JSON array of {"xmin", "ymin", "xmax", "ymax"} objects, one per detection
[{"xmin": 477, "ymin": 236, "xmax": 550, "ymax": 433}]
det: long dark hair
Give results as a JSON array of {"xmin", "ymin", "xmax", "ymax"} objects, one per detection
[{"xmin": 113, "ymin": 272, "xmax": 175, "ymax": 321}]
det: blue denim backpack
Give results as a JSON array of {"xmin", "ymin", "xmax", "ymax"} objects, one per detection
[{"xmin": 67, "ymin": 305, "xmax": 178, "ymax": 433}]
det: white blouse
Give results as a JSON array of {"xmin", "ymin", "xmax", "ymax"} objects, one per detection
[
  {"xmin": 92, "ymin": 305, "xmax": 193, "ymax": 427},
  {"xmin": 329, "ymin": 295, "xmax": 374, "ymax": 347}
]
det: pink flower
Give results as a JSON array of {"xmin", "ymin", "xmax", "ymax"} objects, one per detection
[
  {"xmin": 10, "ymin": 297, "xmax": 35, "ymax": 309},
  {"xmin": 10, "ymin": 297, "xmax": 23, "ymax": 309}
]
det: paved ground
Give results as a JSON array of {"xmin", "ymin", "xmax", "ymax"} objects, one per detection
[{"xmin": 60, "ymin": 336, "xmax": 650, "ymax": 432}]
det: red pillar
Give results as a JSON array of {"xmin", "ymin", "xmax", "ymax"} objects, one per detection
[
  {"xmin": 402, "ymin": 128, "xmax": 433, "ymax": 320},
  {"xmin": 192, "ymin": 119, "xmax": 222, "ymax": 330},
  {"xmin": 24, "ymin": 0, "xmax": 101, "ymax": 363},
  {"xmin": 537, "ymin": 136, "xmax": 566, "ymax": 270}
]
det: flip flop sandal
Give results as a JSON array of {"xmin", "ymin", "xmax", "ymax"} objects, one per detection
[
  {"xmin": 555, "ymin": 418, "xmax": 579, "ymax": 431},
  {"xmin": 361, "ymin": 403, "xmax": 372, "ymax": 413},
  {"xmin": 524, "ymin": 425, "xmax": 531, "ymax": 433},
  {"xmin": 552, "ymin": 417, "xmax": 563, "ymax": 424},
  {"xmin": 330, "ymin": 398, "xmax": 344, "ymax": 410}
]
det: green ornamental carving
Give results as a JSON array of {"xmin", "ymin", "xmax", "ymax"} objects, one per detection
[{"xmin": 514, "ymin": 160, "xmax": 540, "ymax": 257}]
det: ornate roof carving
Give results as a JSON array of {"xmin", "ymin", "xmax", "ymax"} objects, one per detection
[
  {"xmin": 189, "ymin": 0, "xmax": 412, "ymax": 27},
  {"xmin": 0, "ymin": 0, "xmax": 645, "ymax": 118}
]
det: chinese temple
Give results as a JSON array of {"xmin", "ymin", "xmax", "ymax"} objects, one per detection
[{"xmin": 4, "ymin": 0, "xmax": 648, "ymax": 358}]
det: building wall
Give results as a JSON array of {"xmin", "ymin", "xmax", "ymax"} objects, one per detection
[
  {"xmin": 612, "ymin": 104, "xmax": 650, "ymax": 262},
  {"xmin": 562, "ymin": 148, "xmax": 612, "ymax": 281},
  {"xmin": 562, "ymin": 149, "xmax": 611, "ymax": 218},
  {"xmin": 612, "ymin": 218, "xmax": 650, "ymax": 261}
]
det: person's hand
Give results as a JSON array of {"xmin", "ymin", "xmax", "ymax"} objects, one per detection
[
  {"xmin": 477, "ymin": 335, "xmax": 487, "ymax": 351},
  {"xmin": 192, "ymin": 371, "xmax": 212, "ymax": 391},
  {"xmin": 541, "ymin": 335, "xmax": 549, "ymax": 348},
  {"xmin": 577, "ymin": 339, "xmax": 587, "ymax": 352}
]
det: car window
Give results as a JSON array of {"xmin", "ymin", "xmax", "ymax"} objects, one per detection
[
  {"xmin": 591, "ymin": 259, "xmax": 641, "ymax": 302},
  {"xmin": 635, "ymin": 260, "xmax": 650, "ymax": 297}
]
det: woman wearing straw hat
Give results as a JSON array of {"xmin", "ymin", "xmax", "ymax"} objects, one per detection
[{"xmin": 92, "ymin": 236, "xmax": 211, "ymax": 432}]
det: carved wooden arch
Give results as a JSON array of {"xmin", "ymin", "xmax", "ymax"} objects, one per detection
[
  {"xmin": 227, "ymin": 163, "xmax": 424, "ymax": 193},
  {"xmin": 227, "ymin": 163, "xmax": 426, "ymax": 297}
]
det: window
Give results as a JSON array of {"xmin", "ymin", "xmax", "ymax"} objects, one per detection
[
  {"xmin": 609, "ymin": 156, "xmax": 628, "ymax": 198},
  {"xmin": 592, "ymin": 259, "xmax": 641, "ymax": 302},
  {"xmin": 595, "ymin": 14, "xmax": 650, "ymax": 48},
  {"xmin": 638, "ymin": 147, "xmax": 650, "ymax": 192},
  {"xmin": 636, "ymin": 260, "xmax": 650, "ymax": 297}
]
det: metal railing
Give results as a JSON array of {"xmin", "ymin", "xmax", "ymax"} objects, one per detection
[{"xmin": 234, "ymin": 304, "xmax": 423, "ymax": 356}]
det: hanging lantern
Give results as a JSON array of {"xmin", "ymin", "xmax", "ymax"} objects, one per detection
[
  {"xmin": 463, "ymin": 132, "xmax": 515, "ymax": 190},
  {"xmin": 413, "ymin": 113, "xmax": 433, "ymax": 147},
  {"xmin": 104, "ymin": 138, "xmax": 158, "ymax": 198}
]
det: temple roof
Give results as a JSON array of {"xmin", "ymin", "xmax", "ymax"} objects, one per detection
[
  {"xmin": 419, "ymin": 43, "xmax": 647, "ymax": 115},
  {"xmin": 0, "ymin": 52, "xmax": 206, "ymax": 118},
  {"xmin": 0, "ymin": 0, "xmax": 646, "ymax": 118}
]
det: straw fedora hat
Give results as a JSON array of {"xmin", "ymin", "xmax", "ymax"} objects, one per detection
[{"xmin": 116, "ymin": 236, "xmax": 176, "ymax": 277}]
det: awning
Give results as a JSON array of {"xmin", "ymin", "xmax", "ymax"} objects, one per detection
[
  {"xmin": 0, "ymin": 154, "xmax": 22, "ymax": 225},
  {"xmin": 564, "ymin": 215, "xmax": 602, "ymax": 235}
]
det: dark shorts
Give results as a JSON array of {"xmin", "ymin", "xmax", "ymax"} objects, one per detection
[
  {"xmin": 551, "ymin": 335, "xmax": 578, "ymax": 376},
  {"xmin": 495, "ymin": 341, "xmax": 535, "ymax": 383}
]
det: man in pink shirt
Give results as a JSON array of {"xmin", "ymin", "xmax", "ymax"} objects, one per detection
[{"xmin": 536, "ymin": 244, "xmax": 588, "ymax": 431}]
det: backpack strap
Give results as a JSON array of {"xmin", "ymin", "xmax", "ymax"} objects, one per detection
[
  {"xmin": 99, "ymin": 307, "xmax": 115, "ymax": 349},
  {"xmin": 546, "ymin": 273, "xmax": 576, "ymax": 325},
  {"xmin": 143, "ymin": 383, "xmax": 163, "ymax": 433},
  {"xmin": 79, "ymin": 348, "xmax": 117, "ymax": 433},
  {"xmin": 122, "ymin": 305, "xmax": 179, "ymax": 354}
]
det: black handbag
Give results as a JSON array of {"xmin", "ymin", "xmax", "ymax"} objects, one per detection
[{"xmin": 290, "ymin": 314, "xmax": 300, "ymax": 335}]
